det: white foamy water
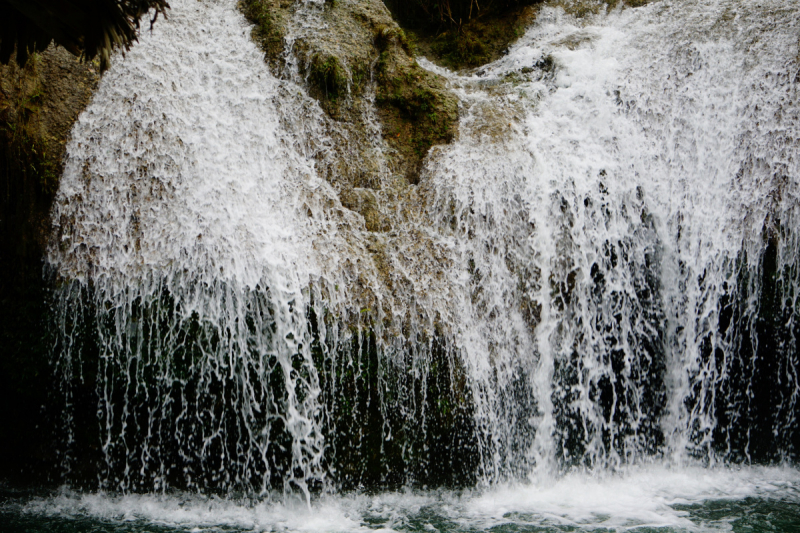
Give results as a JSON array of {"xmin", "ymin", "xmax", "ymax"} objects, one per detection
[
  {"xmin": 44, "ymin": 0, "xmax": 800, "ymax": 497},
  {"xmin": 50, "ymin": 0, "xmax": 341, "ymax": 287},
  {"xmin": 14, "ymin": 466, "xmax": 800, "ymax": 532},
  {"xmin": 418, "ymin": 0, "xmax": 800, "ymax": 474},
  {"xmin": 46, "ymin": 0, "xmax": 372, "ymax": 496}
]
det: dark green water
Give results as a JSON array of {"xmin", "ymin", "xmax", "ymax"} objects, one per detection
[{"xmin": 3, "ymin": 466, "xmax": 799, "ymax": 532}]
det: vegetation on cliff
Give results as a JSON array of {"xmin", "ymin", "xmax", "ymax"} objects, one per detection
[
  {"xmin": 373, "ymin": 25, "xmax": 458, "ymax": 184},
  {"xmin": 383, "ymin": 0, "xmax": 654, "ymax": 70},
  {"xmin": 0, "ymin": 0, "xmax": 169, "ymax": 70},
  {"xmin": 383, "ymin": 0, "xmax": 540, "ymax": 70}
]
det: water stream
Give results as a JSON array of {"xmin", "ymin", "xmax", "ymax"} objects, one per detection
[{"xmin": 4, "ymin": 0, "xmax": 800, "ymax": 530}]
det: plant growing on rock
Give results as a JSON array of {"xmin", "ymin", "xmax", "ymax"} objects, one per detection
[{"xmin": 0, "ymin": 0, "xmax": 170, "ymax": 70}]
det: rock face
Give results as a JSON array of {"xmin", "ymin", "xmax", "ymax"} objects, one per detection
[
  {"xmin": 238, "ymin": 0, "xmax": 471, "ymax": 355},
  {"xmin": 0, "ymin": 47, "xmax": 99, "ymax": 270},
  {"xmin": 242, "ymin": 0, "xmax": 459, "ymax": 210},
  {"xmin": 0, "ymin": 0, "xmax": 538, "ymax": 490},
  {"xmin": 0, "ymin": 0, "xmax": 468, "ymax": 489},
  {"xmin": 0, "ymin": 46, "xmax": 99, "ymax": 485},
  {"xmin": 383, "ymin": 0, "xmax": 540, "ymax": 70}
]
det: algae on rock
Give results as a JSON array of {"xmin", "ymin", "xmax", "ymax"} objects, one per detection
[
  {"xmin": 383, "ymin": 0, "xmax": 541, "ymax": 71},
  {"xmin": 383, "ymin": 0, "xmax": 656, "ymax": 71},
  {"xmin": 373, "ymin": 28, "xmax": 458, "ymax": 184}
]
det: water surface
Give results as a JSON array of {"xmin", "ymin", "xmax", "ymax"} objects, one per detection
[{"xmin": 3, "ymin": 466, "xmax": 799, "ymax": 532}]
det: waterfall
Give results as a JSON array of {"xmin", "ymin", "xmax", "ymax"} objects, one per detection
[
  {"xmin": 46, "ymin": 0, "xmax": 800, "ymax": 496},
  {"xmin": 419, "ymin": 0, "xmax": 800, "ymax": 472},
  {"xmin": 47, "ymin": 0, "xmax": 353, "ymax": 495}
]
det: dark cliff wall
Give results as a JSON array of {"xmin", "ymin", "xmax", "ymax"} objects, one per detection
[{"xmin": 0, "ymin": 46, "xmax": 98, "ymax": 484}]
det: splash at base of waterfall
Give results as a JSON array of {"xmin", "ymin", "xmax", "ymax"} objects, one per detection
[{"xmin": 3, "ymin": 465, "xmax": 800, "ymax": 532}]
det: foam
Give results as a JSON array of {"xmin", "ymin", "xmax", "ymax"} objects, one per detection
[{"xmin": 19, "ymin": 466, "xmax": 800, "ymax": 532}]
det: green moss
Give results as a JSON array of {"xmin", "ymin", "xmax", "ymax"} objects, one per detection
[
  {"xmin": 309, "ymin": 53, "xmax": 349, "ymax": 102},
  {"xmin": 384, "ymin": 0, "xmax": 539, "ymax": 71},
  {"xmin": 374, "ymin": 24, "xmax": 415, "ymax": 56},
  {"xmin": 374, "ymin": 24, "xmax": 460, "ymax": 182},
  {"xmin": 375, "ymin": 57, "xmax": 458, "ymax": 183},
  {"xmin": 239, "ymin": 0, "xmax": 461, "ymax": 185},
  {"xmin": 384, "ymin": 0, "xmax": 537, "ymax": 29},
  {"xmin": 431, "ymin": 31, "xmax": 489, "ymax": 68},
  {"xmin": 241, "ymin": 0, "xmax": 285, "ymax": 62},
  {"xmin": 422, "ymin": 4, "xmax": 536, "ymax": 70},
  {"xmin": 372, "ymin": 23, "xmax": 460, "ymax": 182},
  {"xmin": 385, "ymin": 0, "xmax": 653, "ymax": 71}
]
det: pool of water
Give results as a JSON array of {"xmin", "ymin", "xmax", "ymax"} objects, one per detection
[{"xmin": 2, "ymin": 466, "xmax": 799, "ymax": 532}]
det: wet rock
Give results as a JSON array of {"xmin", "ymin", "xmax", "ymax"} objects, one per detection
[{"xmin": 242, "ymin": 0, "xmax": 459, "ymax": 189}]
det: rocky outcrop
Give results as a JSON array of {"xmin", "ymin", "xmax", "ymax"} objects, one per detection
[
  {"xmin": 242, "ymin": 0, "xmax": 459, "ymax": 193},
  {"xmin": 383, "ymin": 0, "xmax": 540, "ymax": 70},
  {"xmin": 383, "ymin": 0, "xmax": 654, "ymax": 71},
  {"xmin": 0, "ymin": 46, "xmax": 99, "ymax": 275}
]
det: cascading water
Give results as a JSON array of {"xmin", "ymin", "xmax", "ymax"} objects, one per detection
[
  {"xmin": 9, "ymin": 0, "xmax": 800, "ymax": 529},
  {"xmin": 46, "ymin": 0, "xmax": 354, "ymax": 495},
  {"xmin": 417, "ymin": 0, "xmax": 800, "ymax": 472},
  {"xmin": 45, "ymin": 0, "xmax": 477, "ymax": 494}
]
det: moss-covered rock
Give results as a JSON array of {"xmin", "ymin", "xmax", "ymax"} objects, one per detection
[
  {"xmin": 384, "ymin": 0, "xmax": 654, "ymax": 71},
  {"xmin": 241, "ymin": 0, "xmax": 290, "ymax": 65},
  {"xmin": 241, "ymin": 0, "xmax": 459, "ymax": 188},
  {"xmin": 309, "ymin": 53, "xmax": 349, "ymax": 102},
  {"xmin": 374, "ymin": 29, "xmax": 459, "ymax": 184},
  {"xmin": 385, "ymin": 0, "xmax": 540, "ymax": 71},
  {"xmin": 384, "ymin": 0, "xmax": 536, "ymax": 30}
]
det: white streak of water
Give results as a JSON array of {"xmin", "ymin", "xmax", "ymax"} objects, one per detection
[{"xmin": 46, "ymin": 0, "xmax": 800, "ymax": 493}]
